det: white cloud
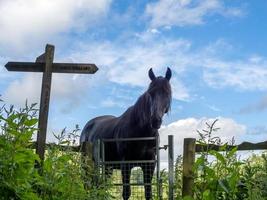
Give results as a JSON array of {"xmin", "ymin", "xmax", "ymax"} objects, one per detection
[
  {"xmin": 66, "ymin": 35, "xmax": 267, "ymax": 103},
  {"xmin": 207, "ymin": 105, "xmax": 221, "ymax": 112},
  {"xmin": 159, "ymin": 117, "xmax": 247, "ymax": 162},
  {"xmin": 3, "ymin": 73, "xmax": 42, "ymax": 105},
  {"xmin": 146, "ymin": 0, "xmax": 243, "ymax": 28},
  {"xmin": 2, "ymin": 72, "xmax": 97, "ymax": 110},
  {"xmin": 0, "ymin": 0, "xmax": 111, "ymax": 53},
  {"xmin": 69, "ymin": 36, "xmax": 192, "ymax": 101},
  {"xmin": 3, "ymin": 33, "xmax": 267, "ymax": 109},
  {"xmin": 101, "ymin": 98, "xmax": 127, "ymax": 108},
  {"xmin": 2, "ymin": 33, "xmax": 192, "ymax": 106},
  {"xmin": 0, "ymin": 57, "xmax": 13, "ymax": 80},
  {"xmin": 202, "ymin": 57, "xmax": 267, "ymax": 91},
  {"xmin": 171, "ymin": 78, "xmax": 190, "ymax": 101}
]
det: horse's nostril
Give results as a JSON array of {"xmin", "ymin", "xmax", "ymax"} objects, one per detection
[
  {"xmin": 155, "ymin": 118, "xmax": 162, "ymax": 124},
  {"xmin": 152, "ymin": 118, "xmax": 162, "ymax": 129}
]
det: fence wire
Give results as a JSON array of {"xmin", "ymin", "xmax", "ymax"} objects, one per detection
[{"xmin": 97, "ymin": 137, "xmax": 161, "ymax": 199}]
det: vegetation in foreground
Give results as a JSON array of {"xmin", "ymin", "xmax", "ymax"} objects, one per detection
[
  {"xmin": 0, "ymin": 100, "xmax": 113, "ymax": 200},
  {"xmin": 173, "ymin": 120, "xmax": 267, "ymax": 200},
  {"xmin": 0, "ymin": 99, "xmax": 267, "ymax": 199}
]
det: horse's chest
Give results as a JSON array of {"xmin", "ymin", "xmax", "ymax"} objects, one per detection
[
  {"xmin": 140, "ymin": 145, "xmax": 154, "ymax": 155},
  {"xmin": 125, "ymin": 142, "xmax": 155, "ymax": 160}
]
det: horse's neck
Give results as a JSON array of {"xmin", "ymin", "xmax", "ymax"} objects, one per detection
[
  {"xmin": 116, "ymin": 107, "xmax": 156, "ymax": 138},
  {"xmin": 129, "ymin": 121, "xmax": 157, "ymax": 138}
]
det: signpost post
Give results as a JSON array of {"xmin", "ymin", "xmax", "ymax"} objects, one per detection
[{"xmin": 5, "ymin": 44, "xmax": 98, "ymax": 162}]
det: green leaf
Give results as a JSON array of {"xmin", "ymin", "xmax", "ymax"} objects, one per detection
[
  {"xmin": 227, "ymin": 146, "xmax": 238, "ymax": 158},
  {"xmin": 203, "ymin": 189, "xmax": 211, "ymax": 200},
  {"xmin": 24, "ymin": 118, "xmax": 38, "ymax": 126},
  {"xmin": 183, "ymin": 195, "xmax": 194, "ymax": 200},
  {"xmin": 219, "ymin": 143, "xmax": 228, "ymax": 151},
  {"xmin": 218, "ymin": 179, "xmax": 229, "ymax": 193},
  {"xmin": 209, "ymin": 150, "xmax": 226, "ymax": 164},
  {"xmin": 205, "ymin": 166, "xmax": 216, "ymax": 177}
]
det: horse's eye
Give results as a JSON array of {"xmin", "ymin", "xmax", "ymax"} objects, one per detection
[{"xmin": 165, "ymin": 107, "xmax": 169, "ymax": 113}]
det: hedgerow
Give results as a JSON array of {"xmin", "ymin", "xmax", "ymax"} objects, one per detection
[{"xmin": 1, "ymin": 99, "xmax": 267, "ymax": 200}]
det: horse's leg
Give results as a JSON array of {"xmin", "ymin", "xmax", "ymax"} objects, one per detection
[
  {"xmin": 121, "ymin": 164, "xmax": 131, "ymax": 200},
  {"xmin": 142, "ymin": 163, "xmax": 155, "ymax": 200}
]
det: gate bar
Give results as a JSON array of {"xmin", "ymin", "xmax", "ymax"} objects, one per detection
[
  {"xmin": 156, "ymin": 135, "xmax": 162, "ymax": 199},
  {"xmin": 101, "ymin": 140, "xmax": 105, "ymax": 181},
  {"xmin": 102, "ymin": 160, "xmax": 156, "ymax": 164},
  {"xmin": 168, "ymin": 135, "xmax": 174, "ymax": 200},
  {"xmin": 96, "ymin": 139, "xmax": 101, "ymax": 183},
  {"xmin": 102, "ymin": 137, "xmax": 156, "ymax": 142}
]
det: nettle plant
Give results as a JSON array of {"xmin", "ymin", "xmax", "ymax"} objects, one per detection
[
  {"xmin": 0, "ymin": 100, "xmax": 40, "ymax": 199},
  {"xmin": 193, "ymin": 119, "xmax": 244, "ymax": 200},
  {"xmin": 0, "ymin": 98, "xmax": 114, "ymax": 200},
  {"xmin": 192, "ymin": 120, "xmax": 267, "ymax": 200}
]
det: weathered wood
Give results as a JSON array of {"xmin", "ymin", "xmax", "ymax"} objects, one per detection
[
  {"xmin": 5, "ymin": 62, "xmax": 98, "ymax": 74},
  {"xmin": 36, "ymin": 53, "xmax": 46, "ymax": 63},
  {"xmin": 182, "ymin": 138, "xmax": 196, "ymax": 198},
  {"xmin": 195, "ymin": 140, "xmax": 267, "ymax": 152},
  {"xmin": 5, "ymin": 62, "xmax": 44, "ymax": 72},
  {"xmin": 52, "ymin": 63, "xmax": 98, "ymax": 74},
  {"xmin": 168, "ymin": 135, "xmax": 174, "ymax": 200},
  {"xmin": 36, "ymin": 44, "xmax": 54, "ymax": 162}
]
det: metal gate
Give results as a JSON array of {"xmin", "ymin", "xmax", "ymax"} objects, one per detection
[{"xmin": 95, "ymin": 135, "xmax": 174, "ymax": 200}]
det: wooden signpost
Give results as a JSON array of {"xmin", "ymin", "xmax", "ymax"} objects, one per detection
[{"xmin": 5, "ymin": 44, "xmax": 98, "ymax": 162}]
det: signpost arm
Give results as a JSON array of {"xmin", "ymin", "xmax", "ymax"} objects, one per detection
[{"xmin": 36, "ymin": 44, "xmax": 54, "ymax": 162}]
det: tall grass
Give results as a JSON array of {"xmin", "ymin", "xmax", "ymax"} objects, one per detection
[{"xmin": 0, "ymin": 101, "xmax": 113, "ymax": 200}]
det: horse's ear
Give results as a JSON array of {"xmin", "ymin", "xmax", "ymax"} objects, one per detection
[
  {"xmin": 165, "ymin": 67, "xmax": 172, "ymax": 81},
  {"xmin": 148, "ymin": 68, "xmax": 156, "ymax": 81}
]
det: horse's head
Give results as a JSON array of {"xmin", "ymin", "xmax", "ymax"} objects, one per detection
[
  {"xmin": 147, "ymin": 68, "xmax": 172, "ymax": 129},
  {"xmin": 133, "ymin": 68, "xmax": 172, "ymax": 129}
]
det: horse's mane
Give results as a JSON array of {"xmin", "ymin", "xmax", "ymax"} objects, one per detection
[{"xmin": 131, "ymin": 92, "xmax": 152, "ymax": 128}]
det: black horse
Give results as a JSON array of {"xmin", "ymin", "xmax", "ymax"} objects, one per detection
[{"xmin": 80, "ymin": 68, "xmax": 172, "ymax": 200}]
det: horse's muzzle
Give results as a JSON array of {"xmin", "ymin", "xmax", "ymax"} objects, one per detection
[{"xmin": 152, "ymin": 118, "xmax": 162, "ymax": 129}]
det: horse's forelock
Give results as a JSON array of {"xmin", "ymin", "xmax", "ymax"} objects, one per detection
[
  {"xmin": 148, "ymin": 78, "xmax": 172, "ymax": 115},
  {"xmin": 148, "ymin": 77, "xmax": 171, "ymax": 93}
]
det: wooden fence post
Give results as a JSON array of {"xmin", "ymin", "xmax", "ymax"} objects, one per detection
[
  {"xmin": 182, "ymin": 138, "xmax": 196, "ymax": 197},
  {"xmin": 81, "ymin": 141, "xmax": 93, "ymax": 189}
]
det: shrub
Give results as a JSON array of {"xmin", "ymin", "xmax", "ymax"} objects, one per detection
[
  {"xmin": 191, "ymin": 119, "xmax": 267, "ymax": 200},
  {"xmin": 0, "ymin": 100, "xmax": 114, "ymax": 200},
  {"xmin": 0, "ymin": 102, "xmax": 40, "ymax": 200}
]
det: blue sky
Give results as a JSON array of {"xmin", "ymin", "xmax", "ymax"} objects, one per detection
[{"xmin": 0, "ymin": 0, "xmax": 267, "ymax": 158}]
